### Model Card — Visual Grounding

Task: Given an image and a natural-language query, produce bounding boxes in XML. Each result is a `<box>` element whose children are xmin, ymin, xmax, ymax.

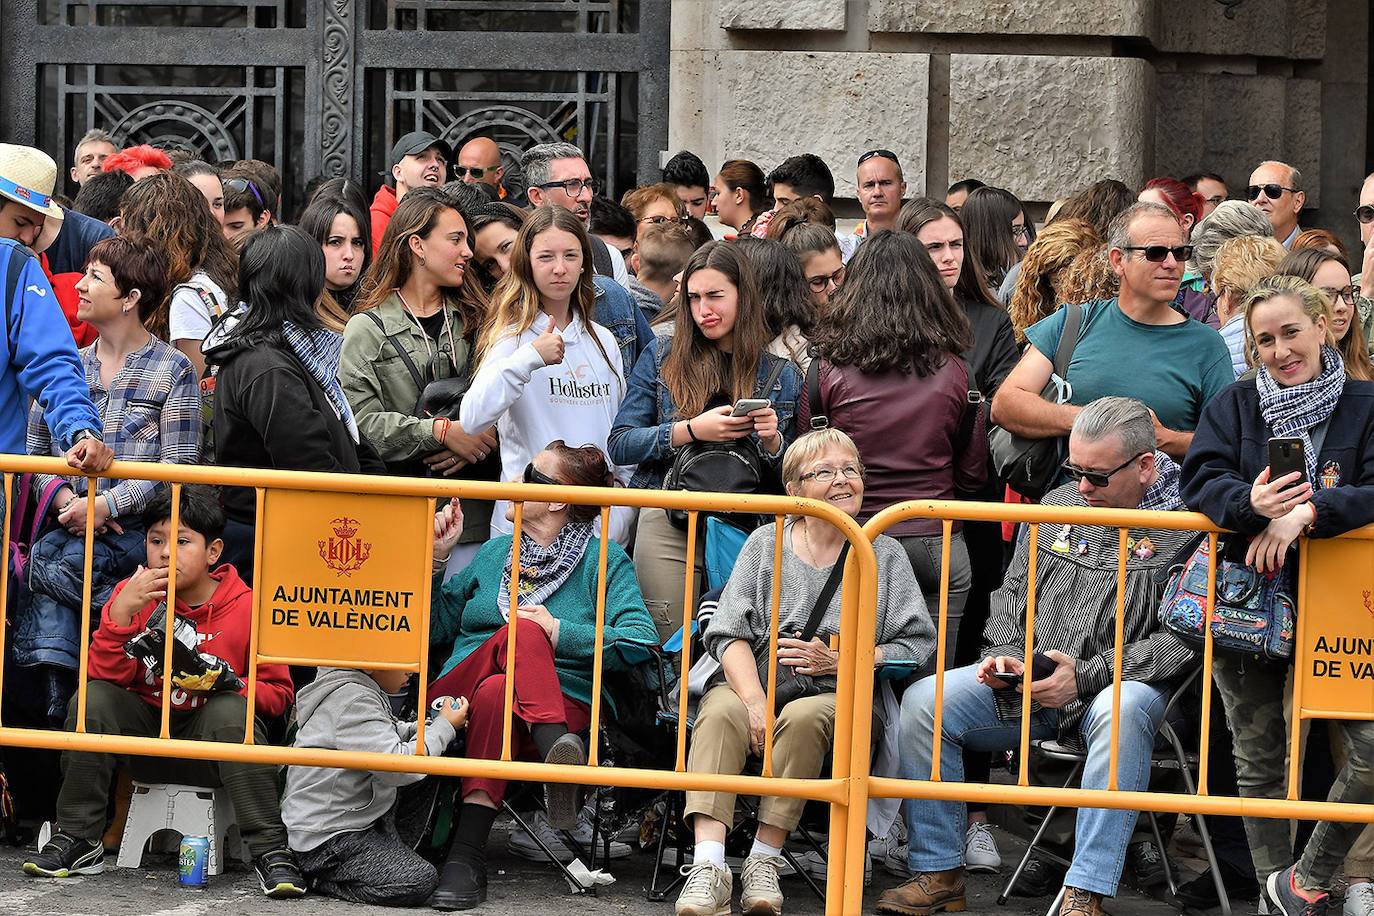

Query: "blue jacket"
<box><xmin>608</xmin><ymin>334</ymin><xmax>802</xmax><ymax>489</ymax></box>
<box><xmin>1181</xmin><ymin>377</ymin><xmax>1374</xmax><ymax>539</ymax></box>
<box><xmin>0</xmin><ymin>239</ymin><xmax>101</xmax><ymax>456</ymax></box>
<box><xmin>592</xmin><ymin>275</ymin><xmax>653</xmax><ymax>378</ymax></box>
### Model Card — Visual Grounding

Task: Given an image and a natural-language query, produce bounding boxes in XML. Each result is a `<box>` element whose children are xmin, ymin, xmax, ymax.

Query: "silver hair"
<box><xmin>1105</xmin><ymin>201</ymin><xmax>1181</xmax><ymax>254</ymax></box>
<box><xmin>1189</xmin><ymin>200</ymin><xmax>1275</xmax><ymax>279</ymax></box>
<box><xmin>521</xmin><ymin>142</ymin><xmax>586</xmax><ymax>188</ymax></box>
<box><xmin>73</xmin><ymin>127</ymin><xmax>115</xmax><ymax>160</ymax></box>
<box><xmin>1258</xmin><ymin>159</ymin><xmax>1302</xmax><ymax>192</ymax></box>
<box><xmin>1071</xmin><ymin>396</ymin><xmax>1156</xmax><ymax>459</ymax></box>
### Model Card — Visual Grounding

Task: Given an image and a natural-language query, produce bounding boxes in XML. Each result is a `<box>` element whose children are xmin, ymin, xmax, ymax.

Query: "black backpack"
<box><xmin>664</xmin><ymin>353</ymin><xmax>788</xmax><ymax>531</ymax></box>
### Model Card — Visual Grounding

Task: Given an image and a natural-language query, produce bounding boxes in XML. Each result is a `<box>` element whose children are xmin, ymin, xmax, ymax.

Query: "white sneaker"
<box><xmin>790</xmin><ymin>844</ymin><xmax>873</xmax><ymax>885</ymax></box>
<box><xmin>675</xmin><ymin>860</ymin><xmax>732</xmax><ymax>916</ymax></box>
<box><xmin>965</xmin><ymin>821</ymin><xmax>1001</xmax><ymax>873</ymax></box>
<box><xmin>740</xmin><ymin>853</ymin><xmax>785</xmax><ymax>916</ymax></box>
<box><xmin>1346</xmin><ymin>883</ymin><xmax>1374</xmax><ymax>916</ymax></box>
<box><xmin>867</xmin><ymin>820</ymin><xmax>910</xmax><ymax>877</ymax></box>
<box><xmin>508</xmin><ymin>808</ymin><xmax>632</xmax><ymax>862</ymax></box>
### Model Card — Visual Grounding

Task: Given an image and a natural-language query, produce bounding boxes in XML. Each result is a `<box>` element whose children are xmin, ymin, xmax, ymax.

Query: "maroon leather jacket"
<box><xmin>798</xmin><ymin>356</ymin><xmax>987</xmax><ymax>537</ymax></box>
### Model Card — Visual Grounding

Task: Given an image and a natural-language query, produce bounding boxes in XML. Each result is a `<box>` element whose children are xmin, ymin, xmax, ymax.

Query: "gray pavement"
<box><xmin>0</xmin><ymin>814</ymin><xmax>1204</xmax><ymax>916</ymax></box>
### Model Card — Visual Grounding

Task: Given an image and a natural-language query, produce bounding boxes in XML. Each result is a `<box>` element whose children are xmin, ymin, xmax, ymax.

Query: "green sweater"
<box><xmin>431</xmin><ymin>535</ymin><xmax>658</xmax><ymax>708</ymax></box>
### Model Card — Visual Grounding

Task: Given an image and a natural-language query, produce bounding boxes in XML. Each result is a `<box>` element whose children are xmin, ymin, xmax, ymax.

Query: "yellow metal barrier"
<box><xmin>0</xmin><ymin>455</ymin><xmax>876</xmax><ymax>915</ymax></box>
<box><xmin>846</xmin><ymin>498</ymin><xmax>1374</xmax><ymax>916</ymax></box>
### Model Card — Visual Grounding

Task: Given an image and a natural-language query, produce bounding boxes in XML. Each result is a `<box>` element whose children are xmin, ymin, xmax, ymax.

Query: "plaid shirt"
<box><xmin>27</xmin><ymin>336</ymin><xmax>202</xmax><ymax>517</ymax></box>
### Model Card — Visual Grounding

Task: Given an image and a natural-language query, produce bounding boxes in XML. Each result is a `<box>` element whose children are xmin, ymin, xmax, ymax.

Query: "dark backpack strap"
<box><xmin>755</xmin><ymin>352</ymin><xmax>788</xmax><ymax>400</ymax></box>
<box><xmin>366</xmin><ymin>310</ymin><xmax>430</xmax><ymax>390</ymax></box>
<box><xmin>953</xmin><ymin>357</ymin><xmax>985</xmax><ymax>458</ymax></box>
<box><xmin>29</xmin><ymin>477</ymin><xmax>65</xmax><ymax>543</ymax></box>
<box><xmin>589</xmin><ymin>234</ymin><xmax>614</xmax><ymax>278</ymax></box>
<box><xmin>798</xmin><ymin>539</ymin><xmax>851</xmax><ymax>642</ymax></box>
<box><xmin>806</xmin><ymin>356</ymin><xmax>827</xmax><ymax>430</ymax></box>
<box><xmin>1052</xmin><ymin>302</ymin><xmax>1083</xmax><ymax>382</ymax></box>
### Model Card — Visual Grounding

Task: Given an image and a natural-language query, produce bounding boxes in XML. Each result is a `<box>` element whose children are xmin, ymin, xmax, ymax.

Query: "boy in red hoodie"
<box><xmin>22</xmin><ymin>485</ymin><xmax>306</xmax><ymax>898</ymax></box>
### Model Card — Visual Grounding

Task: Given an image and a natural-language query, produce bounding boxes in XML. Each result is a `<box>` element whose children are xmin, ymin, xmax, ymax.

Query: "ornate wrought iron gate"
<box><xmin>0</xmin><ymin>0</ymin><xmax>669</xmax><ymax>209</ymax></box>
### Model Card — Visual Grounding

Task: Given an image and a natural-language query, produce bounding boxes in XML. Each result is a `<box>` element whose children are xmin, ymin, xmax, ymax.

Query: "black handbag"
<box><xmin>757</xmin><ymin>539</ymin><xmax>851</xmax><ymax>711</ymax></box>
<box><xmin>664</xmin><ymin>355</ymin><xmax>789</xmax><ymax>531</ymax></box>
<box><xmin>366</xmin><ymin>311</ymin><xmax>500</xmax><ymax>479</ymax></box>
<box><xmin>987</xmin><ymin>302</ymin><xmax>1082</xmax><ymax>499</ymax></box>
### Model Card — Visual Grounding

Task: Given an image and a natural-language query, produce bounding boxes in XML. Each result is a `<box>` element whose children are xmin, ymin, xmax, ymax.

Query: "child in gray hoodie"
<box><xmin>280</xmin><ymin>666</ymin><xmax>467</xmax><ymax>906</ymax></box>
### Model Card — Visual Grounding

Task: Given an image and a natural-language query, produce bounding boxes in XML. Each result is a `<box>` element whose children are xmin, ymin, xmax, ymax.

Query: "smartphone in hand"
<box><xmin>1268</xmin><ymin>436</ymin><xmax>1307</xmax><ymax>486</ymax></box>
<box><xmin>730</xmin><ymin>398</ymin><xmax>771</xmax><ymax>417</ymax></box>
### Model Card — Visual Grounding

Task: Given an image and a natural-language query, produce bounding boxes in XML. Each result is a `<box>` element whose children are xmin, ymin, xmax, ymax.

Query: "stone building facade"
<box><xmin>669</xmin><ymin>0</ymin><xmax>1370</xmax><ymax>245</ymax></box>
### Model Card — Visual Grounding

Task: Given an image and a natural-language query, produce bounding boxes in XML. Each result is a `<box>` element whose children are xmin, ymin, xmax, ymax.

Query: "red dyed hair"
<box><xmin>101</xmin><ymin>144</ymin><xmax>172</xmax><ymax>176</ymax></box>
<box><xmin>1143</xmin><ymin>177</ymin><xmax>1204</xmax><ymax>226</ymax></box>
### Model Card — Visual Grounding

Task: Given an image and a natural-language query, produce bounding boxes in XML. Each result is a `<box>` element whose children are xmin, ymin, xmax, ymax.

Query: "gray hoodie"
<box><xmin>280</xmin><ymin>667</ymin><xmax>457</xmax><ymax>852</ymax></box>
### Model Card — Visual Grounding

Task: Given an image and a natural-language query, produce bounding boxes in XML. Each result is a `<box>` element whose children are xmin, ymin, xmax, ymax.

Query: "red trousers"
<box><xmin>428</xmin><ymin>623</ymin><xmax>590</xmax><ymax>804</ymax></box>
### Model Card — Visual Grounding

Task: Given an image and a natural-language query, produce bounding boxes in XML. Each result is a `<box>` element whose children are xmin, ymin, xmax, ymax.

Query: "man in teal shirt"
<box><xmin>991</xmin><ymin>201</ymin><xmax>1233</xmax><ymax>463</ymax></box>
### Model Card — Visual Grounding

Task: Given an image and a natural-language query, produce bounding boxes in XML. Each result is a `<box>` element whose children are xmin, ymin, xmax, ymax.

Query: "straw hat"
<box><xmin>0</xmin><ymin>144</ymin><xmax>66</xmax><ymax>253</ymax></box>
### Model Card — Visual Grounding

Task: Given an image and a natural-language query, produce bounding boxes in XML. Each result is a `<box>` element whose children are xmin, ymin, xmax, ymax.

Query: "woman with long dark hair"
<box><xmin>800</xmin><ymin>229</ymin><xmax>985</xmax><ymax>652</ymax></box>
<box><xmin>340</xmin><ymin>189</ymin><xmax>498</xmax><ymax>568</ymax></box>
<box><xmin>1277</xmin><ymin>247</ymin><xmax>1374</xmax><ymax>382</ymax></box>
<box><xmin>736</xmin><ymin>237</ymin><xmax>817</xmax><ymax>371</ymax></box>
<box><xmin>118</xmin><ymin>171</ymin><xmax>238</xmax><ymax>378</ymax></box>
<box><xmin>609</xmin><ymin>241</ymin><xmax>801</xmax><ymax>639</ymax></box>
<box><xmin>462</xmin><ymin>205</ymin><xmax>632</xmax><ymax>542</ymax></box>
<box><xmin>297</xmin><ymin>192</ymin><xmax>371</xmax><ymax>322</ymax></box>
<box><xmin>206</xmin><ymin>226</ymin><xmax>383</xmax><ymax>580</ymax></box>
<box><xmin>960</xmin><ymin>186</ymin><xmax>1027</xmax><ymax>292</ymax></box>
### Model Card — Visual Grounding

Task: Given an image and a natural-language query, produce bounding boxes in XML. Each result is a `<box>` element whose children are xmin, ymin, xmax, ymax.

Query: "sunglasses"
<box><xmin>460</xmin><ymin>166</ymin><xmax>496</xmax><ymax>179</ymax></box>
<box><xmin>1061</xmin><ymin>452</ymin><xmax>1147</xmax><ymax>488</ymax></box>
<box><xmin>1120</xmin><ymin>244</ymin><xmax>1194</xmax><ymax>263</ymax></box>
<box><xmin>1246</xmin><ymin>183</ymin><xmax>1298</xmax><ymax>201</ymax></box>
<box><xmin>857</xmin><ymin>149</ymin><xmax>901</xmax><ymax>169</ymax></box>
<box><xmin>1355</xmin><ymin>205</ymin><xmax>1374</xmax><ymax>225</ymax></box>
<box><xmin>223</xmin><ymin>177</ymin><xmax>264</xmax><ymax>207</ymax></box>
<box><xmin>523</xmin><ymin>462</ymin><xmax>558</xmax><ymax>486</ymax></box>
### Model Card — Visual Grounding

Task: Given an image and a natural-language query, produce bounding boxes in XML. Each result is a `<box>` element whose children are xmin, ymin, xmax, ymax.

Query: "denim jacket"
<box><xmin>593</xmin><ymin>276</ymin><xmax>653</xmax><ymax>376</ymax></box>
<box><xmin>608</xmin><ymin>334</ymin><xmax>802</xmax><ymax>489</ymax></box>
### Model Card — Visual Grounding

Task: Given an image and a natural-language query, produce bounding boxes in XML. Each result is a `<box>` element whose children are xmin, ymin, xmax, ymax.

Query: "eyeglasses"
<box><xmin>1204</xmin><ymin>195</ymin><xmax>1227</xmax><ymax>206</ymax></box>
<box><xmin>638</xmin><ymin>215</ymin><xmax>691</xmax><ymax>226</ymax></box>
<box><xmin>857</xmin><ymin>149</ymin><xmax>901</xmax><ymax>169</ymax></box>
<box><xmin>460</xmin><ymin>166</ymin><xmax>497</xmax><ymax>179</ymax></box>
<box><xmin>1120</xmin><ymin>244</ymin><xmax>1194</xmax><ymax>263</ymax></box>
<box><xmin>1320</xmin><ymin>286</ymin><xmax>1356</xmax><ymax>304</ymax></box>
<box><xmin>1247</xmin><ymin>184</ymin><xmax>1299</xmax><ymax>201</ymax></box>
<box><xmin>806</xmin><ymin>266</ymin><xmax>845</xmax><ymax>292</ymax></box>
<box><xmin>523</xmin><ymin>462</ymin><xmax>558</xmax><ymax>486</ymax></box>
<box><xmin>1355</xmin><ymin>205</ymin><xmax>1374</xmax><ymax>225</ymax></box>
<box><xmin>1061</xmin><ymin>452</ymin><xmax>1147</xmax><ymax>488</ymax></box>
<box><xmin>1011</xmin><ymin>222</ymin><xmax>1029</xmax><ymax>240</ymax></box>
<box><xmin>799</xmin><ymin>465</ymin><xmax>863</xmax><ymax>484</ymax></box>
<box><xmin>538</xmin><ymin>177</ymin><xmax>598</xmax><ymax>197</ymax></box>
<box><xmin>223</xmin><ymin>177</ymin><xmax>264</xmax><ymax>207</ymax></box>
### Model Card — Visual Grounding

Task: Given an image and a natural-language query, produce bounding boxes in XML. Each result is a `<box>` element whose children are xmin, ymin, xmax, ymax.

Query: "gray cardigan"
<box><xmin>705</xmin><ymin>520</ymin><xmax>937</xmax><ymax>691</ymax></box>
<box><xmin>281</xmin><ymin>667</ymin><xmax>457</xmax><ymax>852</ymax></box>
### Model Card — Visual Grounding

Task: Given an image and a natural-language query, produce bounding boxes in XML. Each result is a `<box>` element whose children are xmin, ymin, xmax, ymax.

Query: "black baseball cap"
<box><xmin>389</xmin><ymin>130</ymin><xmax>452</xmax><ymax>168</ymax></box>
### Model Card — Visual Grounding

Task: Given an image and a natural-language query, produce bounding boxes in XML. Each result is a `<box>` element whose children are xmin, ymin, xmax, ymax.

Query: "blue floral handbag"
<box><xmin>1159</xmin><ymin>536</ymin><xmax>1296</xmax><ymax>661</ymax></box>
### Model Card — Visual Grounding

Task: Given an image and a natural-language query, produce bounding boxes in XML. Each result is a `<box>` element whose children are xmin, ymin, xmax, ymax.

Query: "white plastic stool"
<box><xmin>116</xmin><ymin>782</ymin><xmax>245</xmax><ymax>874</ymax></box>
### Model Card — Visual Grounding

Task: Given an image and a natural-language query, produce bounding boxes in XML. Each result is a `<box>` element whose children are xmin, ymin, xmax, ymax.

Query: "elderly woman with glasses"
<box><xmin>674</xmin><ymin>427</ymin><xmax>936</xmax><ymax>916</ymax></box>
<box><xmin>427</xmin><ymin>440</ymin><xmax>657</xmax><ymax>909</ymax></box>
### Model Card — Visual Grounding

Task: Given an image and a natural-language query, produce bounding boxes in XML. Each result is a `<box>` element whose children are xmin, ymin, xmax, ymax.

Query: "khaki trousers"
<box><xmin>632</xmin><ymin>507</ymin><xmax>705</xmax><ymax>644</ymax></box>
<box><xmin>684</xmin><ymin>685</ymin><xmax>836</xmax><ymax>832</ymax></box>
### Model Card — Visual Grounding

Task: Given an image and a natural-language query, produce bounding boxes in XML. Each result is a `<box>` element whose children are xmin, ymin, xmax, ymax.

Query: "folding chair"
<box><xmin>996</xmin><ymin>668</ymin><xmax>1231</xmax><ymax>916</ymax></box>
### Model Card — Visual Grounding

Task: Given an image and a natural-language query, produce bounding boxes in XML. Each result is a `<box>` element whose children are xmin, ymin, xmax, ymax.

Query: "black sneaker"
<box><xmin>1128</xmin><ymin>840</ymin><xmax>1167</xmax><ymax>888</ymax></box>
<box><xmin>253</xmin><ymin>847</ymin><xmax>307</xmax><ymax>898</ymax></box>
<box><xmin>1266</xmin><ymin>864</ymin><xmax>1330</xmax><ymax>916</ymax></box>
<box><xmin>1175</xmin><ymin>861</ymin><xmax>1259</xmax><ymax>909</ymax></box>
<box><xmin>542</xmin><ymin>733</ymin><xmax>586</xmax><ymax>829</ymax></box>
<box><xmin>1011</xmin><ymin>856</ymin><xmax>1066</xmax><ymax>897</ymax></box>
<box><xmin>432</xmin><ymin>857</ymin><xmax>487</xmax><ymax>910</ymax></box>
<box><xmin>22</xmin><ymin>831</ymin><xmax>104</xmax><ymax>877</ymax></box>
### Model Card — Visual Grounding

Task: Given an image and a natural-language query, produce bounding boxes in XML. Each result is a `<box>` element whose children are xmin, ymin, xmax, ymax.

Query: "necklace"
<box><xmin>799</xmin><ymin>518</ymin><xmax>820</xmax><ymax>567</ymax></box>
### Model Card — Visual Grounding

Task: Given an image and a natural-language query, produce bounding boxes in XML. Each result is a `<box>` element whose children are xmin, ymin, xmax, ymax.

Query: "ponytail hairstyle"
<box><xmin>545</xmin><ymin>439</ymin><xmax>617</xmax><ymax>523</ymax></box>
<box><xmin>662</xmin><ymin>241</ymin><xmax>772</xmax><ymax>419</ymax></box>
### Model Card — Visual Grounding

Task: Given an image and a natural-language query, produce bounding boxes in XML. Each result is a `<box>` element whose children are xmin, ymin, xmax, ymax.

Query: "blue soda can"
<box><xmin>178</xmin><ymin>835</ymin><xmax>210</xmax><ymax>888</ymax></box>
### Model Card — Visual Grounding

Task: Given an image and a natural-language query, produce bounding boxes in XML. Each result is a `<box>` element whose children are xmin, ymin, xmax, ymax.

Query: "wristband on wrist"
<box><xmin>103</xmin><ymin>492</ymin><xmax>117</xmax><ymax>519</ymax></box>
<box><xmin>434</xmin><ymin>417</ymin><xmax>451</xmax><ymax>444</ymax></box>
<box><xmin>686</xmin><ymin>419</ymin><xmax>700</xmax><ymax>443</ymax></box>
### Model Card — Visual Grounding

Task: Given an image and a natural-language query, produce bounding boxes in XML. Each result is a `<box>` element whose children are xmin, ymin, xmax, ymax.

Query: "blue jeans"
<box><xmin>900</xmin><ymin>663</ymin><xmax>1169</xmax><ymax>897</ymax></box>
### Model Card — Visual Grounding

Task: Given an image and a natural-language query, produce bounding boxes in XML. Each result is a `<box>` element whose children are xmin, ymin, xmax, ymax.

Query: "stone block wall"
<box><xmin>669</xmin><ymin>0</ymin><xmax>1367</xmax><ymax>239</ymax></box>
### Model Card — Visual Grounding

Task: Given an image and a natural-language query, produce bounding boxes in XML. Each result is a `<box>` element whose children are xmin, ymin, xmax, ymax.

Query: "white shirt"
<box><xmin>168</xmin><ymin>271</ymin><xmax>229</xmax><ymax>343</ymax></box>
<box><xmin>460</xmin><ymin>311</ymin><xmax>636</xmax><ymax>544</ymax></box>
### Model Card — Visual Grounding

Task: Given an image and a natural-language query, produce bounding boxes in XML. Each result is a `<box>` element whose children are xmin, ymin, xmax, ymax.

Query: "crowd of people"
<box><xmin>0</xmin><ymin>127</ymin><xmax>1371</xmax><ymax>916</ymax></box>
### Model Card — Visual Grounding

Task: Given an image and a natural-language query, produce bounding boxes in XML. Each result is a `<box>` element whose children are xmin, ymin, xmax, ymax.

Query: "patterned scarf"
<box><xmin>1257</xmin><ymin>344</ymin><xmax>1345</xmax><ymax>483</ymax></box>
<box><xmin>496</xmin><ymin>521</ymin><xmax>595</xmax><ymax>618</ymax></box>
<box><xmin>282</xmin><ymin>321</ymin><xmax>359</xmax><ymax>443</ymax></box>
<box><xmin>1140</xmin><ymin>450</ymin><xmax>1182</xmax><ymax>511</ymax></box>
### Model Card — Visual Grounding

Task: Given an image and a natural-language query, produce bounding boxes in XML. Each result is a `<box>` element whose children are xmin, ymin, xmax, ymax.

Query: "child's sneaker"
<box><xmin>253</xmin><ymin>847</ymin><xmax>307</xmax><ymax>898</ymax></box>
<box><xmin>23</xmin><ymin>831</ymin><xmax>105</xmax><ymax>877</ymax></box>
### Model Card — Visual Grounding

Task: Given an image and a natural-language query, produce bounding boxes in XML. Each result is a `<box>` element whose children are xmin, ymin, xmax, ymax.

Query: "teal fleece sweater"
<box><xmin>430</xmin><ymin>535</ymin><xmax>657</xmax><ymax>708</ymax></box>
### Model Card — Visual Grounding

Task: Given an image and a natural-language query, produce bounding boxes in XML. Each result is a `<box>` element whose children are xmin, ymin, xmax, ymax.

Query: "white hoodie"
<box><xmin>460</xmin><ymin>311</ymin><xmax>636</xmax><ymax>543</ymax></box>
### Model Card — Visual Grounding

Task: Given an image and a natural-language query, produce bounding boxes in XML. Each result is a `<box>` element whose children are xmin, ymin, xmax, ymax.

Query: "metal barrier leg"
<box><xmin>647</xmin><ymin>793</ymin><xmax>685</xmax><ymax>902</ymax></box>
<box><xmin>1146</xmin><ymin>812</ymin><xmax>1176</xmax><ymax>895</ymax></box>
<box><xmin>502</xmin><ymin>802</ymin><xmax>596</xmax><ymax>896</ymax></box>
<box><xmin>1163</xmin><ymin>723</ymin><xmax>1232</xmax><ymax>916</ymax></box>
<box><xmin>1044</xmin><ymin>885</ymin><xmax>1067</xmax><ymax>916</ymax></box>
